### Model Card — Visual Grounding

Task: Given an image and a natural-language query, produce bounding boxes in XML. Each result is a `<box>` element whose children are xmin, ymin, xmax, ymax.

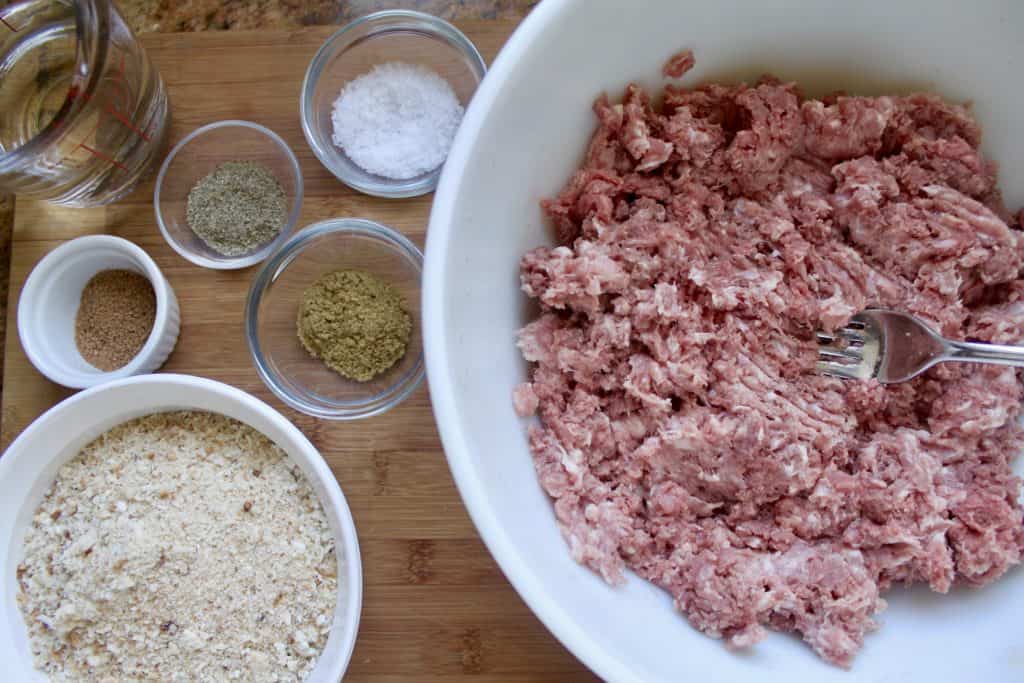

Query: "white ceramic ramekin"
<box><xmin>17</xmin><ymin>235</ymin><xmax>180</xmax><ymax>388</ymax></box>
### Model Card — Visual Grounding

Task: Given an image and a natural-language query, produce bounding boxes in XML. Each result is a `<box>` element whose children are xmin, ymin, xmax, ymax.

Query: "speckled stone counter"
<box><xmin>118</xmin><ymin>0</ymin><xmax>535</xmax><ymax>32</ymax></box>
<box><xmin>0</xmin><ymin>0</ymin><xmax>535</xmax><ymax>389</ymax></box>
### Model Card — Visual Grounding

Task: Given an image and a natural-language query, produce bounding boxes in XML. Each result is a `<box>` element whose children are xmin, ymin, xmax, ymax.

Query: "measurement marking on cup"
<box><xmin>79</xmin><ymin>143</ymin><xmax>128</xmax><ymax>172</ymax></box>
<box><xmin>58</xmin><ymin>55</ymin><xmax>148</xmax><ymax>172</ymax></box>
<box><xmin>68</xmin><ymin>117</ymin><xmax>130</xmax><ymax>173</ymax></box>
<box><xmin>104</xmin><ymin>103</ymin><xmax>151</xmax><ymax>141</ymax></box>
<box><xmin>74</xmin><ymin>51</ymin><xmax>149</xmax><ymax>141</ymax></box>
<box><xmin>72</xmin><ymin>117</ymin><xmax>103</xmax><ymax>151</ymax></box>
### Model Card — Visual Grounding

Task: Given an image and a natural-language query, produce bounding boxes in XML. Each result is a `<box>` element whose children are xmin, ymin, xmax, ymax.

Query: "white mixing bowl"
<box><xmin>424</xmin><ymin>1</ymin><xmax>1024</xmax><ymax>681</ymax></box>
<box><xmin>0</xmin><ymin>374</ymin><xmax>362</xmax><ymax>682</ymax></box>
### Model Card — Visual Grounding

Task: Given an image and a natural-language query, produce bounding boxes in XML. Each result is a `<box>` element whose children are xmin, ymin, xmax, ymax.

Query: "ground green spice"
<box><xmin>297</xmin><ymin>270</ymin><xmax>412</xmax><ymax>382</ymax></box>
<box><xmin>185</xmin><ymin>160</ymin><xmax>287</xmax><ymax>257</ymax></box>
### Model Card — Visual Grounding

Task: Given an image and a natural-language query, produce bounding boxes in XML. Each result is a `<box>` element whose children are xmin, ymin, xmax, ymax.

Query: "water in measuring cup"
<box><xmin>0</xmin><ymin>15</ymin><xmax>75</xmax><ymax>153</ymax></box>
<box><xmin>0</xmin><ymin>0</ymin><xmax>169</xmax><ymax>206</ymax></box>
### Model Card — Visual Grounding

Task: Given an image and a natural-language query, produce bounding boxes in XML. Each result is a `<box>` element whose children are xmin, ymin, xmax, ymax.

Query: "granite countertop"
<box><xmin>118</xmin><ymin>0</ymin><xmax>535</xmax><ymax>32</ymax></box>
<box><xmin>0</xmin><ymin>0</ymin><xmax>535</xmax><ymax>388</ymax></box>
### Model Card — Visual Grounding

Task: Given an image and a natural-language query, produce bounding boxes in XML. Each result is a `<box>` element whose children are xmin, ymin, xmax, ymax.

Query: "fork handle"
<box><xmin>945</xmin><ymin>340</ymin><xmax>1024</xmax><ymax>368</ymax></box>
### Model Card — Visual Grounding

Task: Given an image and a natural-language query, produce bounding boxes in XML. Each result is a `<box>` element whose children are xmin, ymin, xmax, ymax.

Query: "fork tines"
<box><xmin>815</xmin><ymin>323</ymin><xmax>867</xmax><ymax>379</ymax></box>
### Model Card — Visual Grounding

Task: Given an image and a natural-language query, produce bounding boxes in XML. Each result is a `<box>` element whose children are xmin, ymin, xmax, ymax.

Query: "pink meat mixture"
<box><xmin>514</xmin><ymin>55</ymin><xmax>1024</xmax><ymax>667</ymax></box>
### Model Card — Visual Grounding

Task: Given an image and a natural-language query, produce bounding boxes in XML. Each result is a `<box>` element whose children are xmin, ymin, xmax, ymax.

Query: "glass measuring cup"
<box><xmin>0</xmin><ymin>0</ymin><xmax>169</xmax><ymax>206</ymax></box>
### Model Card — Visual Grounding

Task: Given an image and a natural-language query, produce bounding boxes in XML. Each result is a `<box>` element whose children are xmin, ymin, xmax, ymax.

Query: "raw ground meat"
<box><xmin>515</xmin><ymin>56</ymin><xmax>1024</xmax><ymax>667</ymax></box>
<box><xmin>663</xmin><ymin>49</ymin><xmax>696</xmax><ymax>79</ymax></box>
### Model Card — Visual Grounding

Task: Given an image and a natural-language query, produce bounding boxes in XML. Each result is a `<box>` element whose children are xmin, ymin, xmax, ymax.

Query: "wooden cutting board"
<box><xmin>1</xmin><ymin>24</ymin><xmax>599</xmax><ymax>683</ymax></box>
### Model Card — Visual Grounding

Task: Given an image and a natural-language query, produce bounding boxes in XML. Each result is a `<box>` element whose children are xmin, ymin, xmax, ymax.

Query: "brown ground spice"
<box><xmin>297</xmin><ymin>270</ymin><xmax>411</xmax><ymax>382</ymax></box>
<box><xmin>75</xmin><ymin>269</ymin><xmax>156</xmax><ymax>371</ymax></box>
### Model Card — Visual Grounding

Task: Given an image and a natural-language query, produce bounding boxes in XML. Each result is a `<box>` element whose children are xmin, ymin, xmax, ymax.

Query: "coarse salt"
<box><xmin>330</xmin><ymin>62</ymin><xmax>464</xmax><ymax>180</ymax></box>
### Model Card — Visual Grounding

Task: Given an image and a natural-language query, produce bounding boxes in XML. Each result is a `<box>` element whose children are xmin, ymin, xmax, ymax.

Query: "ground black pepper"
<box><xmin>186</xmin><ymin>160</ymin><xmax>287</xmax><ymax>257</ymax></box>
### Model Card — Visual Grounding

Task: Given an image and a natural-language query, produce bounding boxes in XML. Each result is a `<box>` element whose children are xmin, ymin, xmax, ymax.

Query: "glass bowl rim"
<box><xmin>245</xmin><ymin>217</ymin><xmax>425</xmax><ymax>420</ymax></box>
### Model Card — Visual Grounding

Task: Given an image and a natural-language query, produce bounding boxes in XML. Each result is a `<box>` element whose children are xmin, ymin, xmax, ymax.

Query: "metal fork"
<box><xmin>815</xmin><ymin>308</ymin><xmax>1024</xmax><ymax>383</ymax></box>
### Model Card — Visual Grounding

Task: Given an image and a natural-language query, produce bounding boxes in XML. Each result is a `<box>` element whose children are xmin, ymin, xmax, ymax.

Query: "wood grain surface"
<box><xmin>2</xmin><ymin>23</ymin><xmax>599</xmax><ymax>683</ymax></box>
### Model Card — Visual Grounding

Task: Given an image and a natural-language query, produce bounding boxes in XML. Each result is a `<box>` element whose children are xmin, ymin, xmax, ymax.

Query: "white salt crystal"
<box><xmin>330</xmin><ymin>62</ymin><xmax>464</xmax><ymax>180</ymax></box>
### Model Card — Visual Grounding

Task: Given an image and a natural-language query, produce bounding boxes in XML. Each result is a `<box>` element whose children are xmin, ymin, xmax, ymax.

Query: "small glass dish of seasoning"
<box><xmin>301</xmin><ymin>10</ymin><xmax>486</xmax><ymax>198</ymax></box>
<box><xmin>246</xmin><ymin>218</ymin><xmax>423</xmax><ymax>420</ymax></box>
<box><xmin>154</xmin><ymin>120</ymin><xmax>303</xmax><ymax>269</ymax></box>
<box><xmin>17</xmin><ymin>235</ymin><xmax>180</xmax><ymax>388</ymax></box>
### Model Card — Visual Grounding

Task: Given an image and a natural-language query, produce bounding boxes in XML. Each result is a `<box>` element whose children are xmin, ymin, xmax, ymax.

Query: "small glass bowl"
<box><xmin>300</xmin><ymin>10</ymin><xmax>486</xmax><ymax>198</ymax></box>
<box><xmin>154</xmin><ymin>120</ymin><xmax>304</xmax><ymax>270</ymax></box>
<box><xmin>246</xmin><ymin>218</ymin><xmax>424</xmax><ymax>420</ymax></box>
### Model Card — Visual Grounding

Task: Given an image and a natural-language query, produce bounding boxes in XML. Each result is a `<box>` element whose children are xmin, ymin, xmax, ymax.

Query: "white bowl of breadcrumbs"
<box><xmin>0</xmin><ymin>374</ymin><xmax>361</xmax><ymax>682</ymax></box>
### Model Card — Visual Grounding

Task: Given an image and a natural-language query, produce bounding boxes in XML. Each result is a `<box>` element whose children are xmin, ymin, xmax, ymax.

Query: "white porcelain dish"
<box><xmin>423</xmin><ymin>1</ymin><xmax>1024</xmax><ymax>681</ymax></box>
<box><xmin>17</xmin><ymin>235</ymin><xmax>180</xmax><ymax>388</ymax></box>
<box><xmin>0</xmin><ymin>374</ymin><xmax>362</xmax><ymax>682</ymax></box>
